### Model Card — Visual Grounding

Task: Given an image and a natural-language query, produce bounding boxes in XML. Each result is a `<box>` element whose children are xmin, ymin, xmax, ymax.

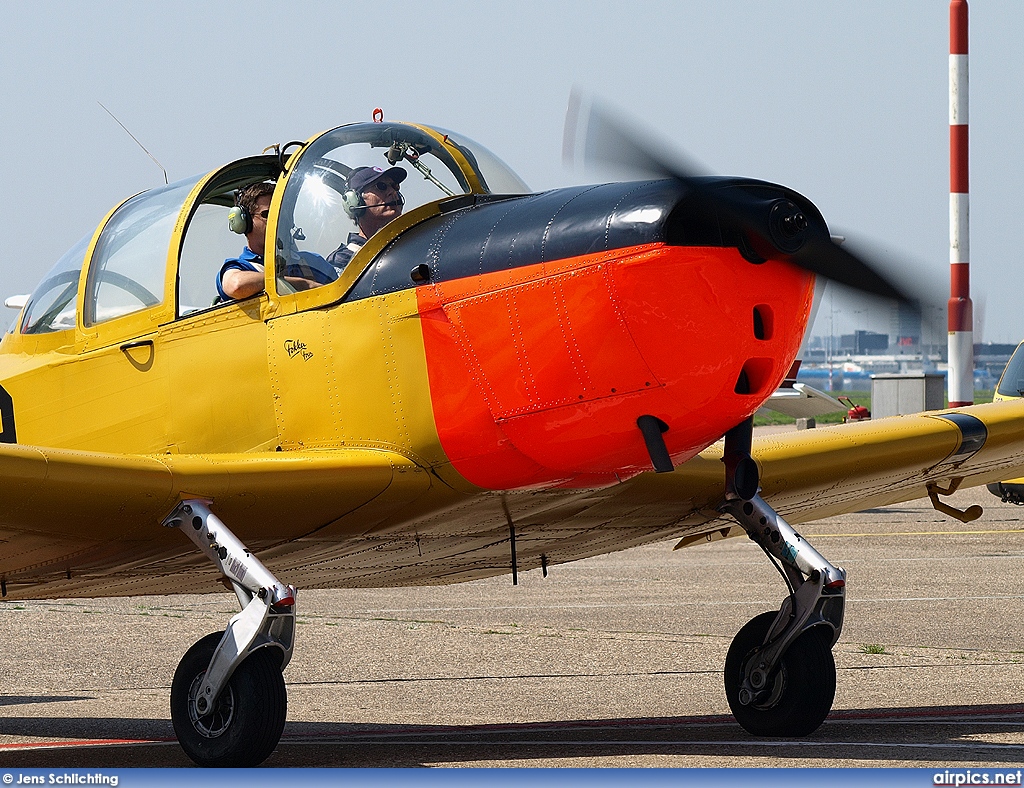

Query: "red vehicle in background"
<box><xmin>838</xmin><ymin>396</ymin><xmax>871</xmax><ymax>422</ymax></box>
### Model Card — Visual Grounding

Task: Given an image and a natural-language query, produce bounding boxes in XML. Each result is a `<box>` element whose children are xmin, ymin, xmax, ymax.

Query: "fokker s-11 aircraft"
<box><xmin>3</xmin><ymin>103</ymin><xmax>1024</xmax><ymax>767</ymax></box>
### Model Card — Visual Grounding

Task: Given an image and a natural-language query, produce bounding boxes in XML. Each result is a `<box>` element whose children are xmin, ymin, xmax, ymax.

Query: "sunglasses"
<box><xmin>255</xmin><ymin>210</ymin><xmax>271</xmax><ymax>220</ymax></box>
<box><xmin>367</xmin><ymin>180</ymin><xmax>399</xmax><ymax>194</ymax></box>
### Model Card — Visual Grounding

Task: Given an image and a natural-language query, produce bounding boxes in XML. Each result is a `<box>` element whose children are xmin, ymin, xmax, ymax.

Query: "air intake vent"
<box><xmin>735</xmin><ymin>358</ymin><xmax>774</xmax><ymax>396</ymax></box>
<box><xmin>753</xmin><ymin>305</ymin><xmax>773</xmax><ymax>340</ymax></box>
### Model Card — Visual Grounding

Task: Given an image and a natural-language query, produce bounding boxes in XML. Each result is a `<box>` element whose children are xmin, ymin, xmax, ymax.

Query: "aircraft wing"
<box><xmin>757</xmin><ymin>382</ymin><xmax>847</xmax><ymax>419</ymax></box>
<box><xmin>668</xmin><ymin>397</ymin><xmax>1024</xmax><ymax>547</ymax></box>
<box><xmin>2</xmin><ymin>399</ymin><xmax>1024</xmax><ymax>600</ymax></box>
<box><xmin>443</xmin><ymin>398</ymin><xmax>1024</xmax><ymax>558</ymax></box>
<box><xmin>0</xmin><ymin>443</ymin><xmax>434</xmax><ymax>597</ymax></box>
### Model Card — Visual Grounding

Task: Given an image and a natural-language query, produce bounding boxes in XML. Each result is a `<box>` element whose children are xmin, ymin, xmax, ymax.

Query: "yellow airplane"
<box><xmin>988</xmin><ymin>340</ymin><xmax>1024</xmax><ymax>503</ymax></box>
<box><xmin>3</xmin><ymin>109</ymin><xmax>1024</xmax><ymax>766</ymax></box>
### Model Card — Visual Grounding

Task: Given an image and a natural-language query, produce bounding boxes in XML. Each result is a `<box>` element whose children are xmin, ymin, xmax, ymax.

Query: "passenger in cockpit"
<box><xmin>327</xmin><ymin>166</ymin><xmax>407</xmax><ymax>271</ymax></box>
<box><xmin>217</xmin><ymin>183</ymin><xmax>336</xmax><ymax>301</ymax></box>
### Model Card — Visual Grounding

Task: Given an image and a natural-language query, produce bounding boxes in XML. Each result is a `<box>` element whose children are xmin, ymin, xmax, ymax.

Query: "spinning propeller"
<box><xmin>562</xmin><ymin>91</ymin><xmax>921</xmax><ymax>308</ymax></box>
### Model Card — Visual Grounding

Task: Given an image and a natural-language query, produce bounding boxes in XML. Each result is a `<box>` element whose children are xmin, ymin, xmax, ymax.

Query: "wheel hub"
<box><xmin>739</xmin><ymin>653</ymin><xmax>786</xmax><ymax>708</ymax></box>
<box><xmin>188</xmin><ymin>671</ymin><xmax>235</xmax><ymax>738</ymax></box>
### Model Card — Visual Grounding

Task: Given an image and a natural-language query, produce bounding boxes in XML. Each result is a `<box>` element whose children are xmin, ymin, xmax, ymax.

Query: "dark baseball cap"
<box><xmin>348</xmin><ymin>166</ymin><xmax>407</xmax><ymax>193</ymax></box>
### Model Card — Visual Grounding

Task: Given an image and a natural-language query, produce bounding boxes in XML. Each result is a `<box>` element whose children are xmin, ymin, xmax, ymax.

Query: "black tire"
<box><xmin>170</xmin><ymin>631</ymin><xmax>287</xmax><ymax>767</ymax></box>
<box><xmin>724</xmin><ymin>611</ymin><xmax>836</xmax><ymax>737</ymax></box>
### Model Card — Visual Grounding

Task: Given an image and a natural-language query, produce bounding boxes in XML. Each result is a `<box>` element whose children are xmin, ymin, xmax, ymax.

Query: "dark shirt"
<box><xmin>326</xmin><ymin>233</ymin><xmax>366</xmax><ymax>274</ymax></box>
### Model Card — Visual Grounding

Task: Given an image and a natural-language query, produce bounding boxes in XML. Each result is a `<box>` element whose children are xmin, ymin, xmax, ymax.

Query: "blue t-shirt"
<box><xmin>216</xmin><ymin>246</ymin><xmax>337</xmax><ymax>301</ymax></box>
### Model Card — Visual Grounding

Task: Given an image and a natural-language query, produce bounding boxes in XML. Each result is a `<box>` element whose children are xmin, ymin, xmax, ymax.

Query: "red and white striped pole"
<box><xmin>948</xmin><ymin>0</ymin><xmax>973</xmax><ymax>407</ymax></box>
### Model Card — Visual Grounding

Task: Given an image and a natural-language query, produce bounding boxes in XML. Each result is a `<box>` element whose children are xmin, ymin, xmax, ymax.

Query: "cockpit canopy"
<box><xmin>274</xmin><ymin>123</ymin><xmax>529</xmax><ymax>290</ymax></box>
<box><xmin>13</xmin><ymin>121</ymin><xmax>530</xmax><ymax>337</ymax></box>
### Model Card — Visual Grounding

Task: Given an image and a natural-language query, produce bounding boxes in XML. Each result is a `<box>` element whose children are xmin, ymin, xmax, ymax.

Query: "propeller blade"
<box><xmin>563</xmin><ymin>89</ymin><xmax>703</xmax><ymax>182</ymax></box>
<box><xmin>563</xmin><ymin>92</ymin><xmax>918</xmax><ymax>308</ymax></box>
<box><xmin>800</xmin><ymin>234</ymin><xmax>911</xmax><ymax>303</ymax></box>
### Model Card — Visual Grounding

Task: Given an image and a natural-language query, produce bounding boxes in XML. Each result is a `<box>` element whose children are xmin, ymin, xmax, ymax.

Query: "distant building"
<box><xmin>893</xmin><ymin>301</ymin><xmax>921</xmax><ymax>349</ymax></box>
<box><xmin>839</xmin><ymin>330</ymin><xmax>889</xmax><ymax>355</ymax></box>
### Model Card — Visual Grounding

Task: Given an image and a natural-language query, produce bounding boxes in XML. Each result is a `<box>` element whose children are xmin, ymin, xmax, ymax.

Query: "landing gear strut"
<box><xmin>163</xmin><ymin>500</ymin><xmax>296</xmax><ymax>767</ymax></box>
<box><xmin>718</xmin><ymin>419</ymin><xmax>846</xmax><ymax>736</ymax></box>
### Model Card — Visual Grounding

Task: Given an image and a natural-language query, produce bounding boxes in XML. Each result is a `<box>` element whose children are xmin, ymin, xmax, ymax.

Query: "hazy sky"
<box><xmin>2</xmin><ymin>1</ymin><xmax>1022</xmax><ymax>342</ymax></box>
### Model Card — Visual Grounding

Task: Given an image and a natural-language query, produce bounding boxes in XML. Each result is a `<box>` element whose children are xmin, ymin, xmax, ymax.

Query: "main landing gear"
<box><xmin>163</xmin><ymin>500</ymin><xmax>296</xmax><ymax>767</ymax></box>
<box><xmin>718</xmin><ymin>420</ymin><xmax>846</xmax><ymax>736</ymax></box>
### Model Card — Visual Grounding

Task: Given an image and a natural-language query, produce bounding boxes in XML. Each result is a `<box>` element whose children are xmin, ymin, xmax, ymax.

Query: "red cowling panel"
<box><xmin>419</xmin><ymin>243</ymin><xmax>813</xmax><ymax>490</ymax></box>
<box><xmin>442</xmin><ymin>263</ymin><xmax>657</xmax><ymax>418</ymax></box>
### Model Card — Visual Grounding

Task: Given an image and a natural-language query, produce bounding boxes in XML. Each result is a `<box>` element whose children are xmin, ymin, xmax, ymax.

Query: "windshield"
<box><xmin>275</xmin><ymin>122</ymin><xmax>529</xmax><ymax>287</ymax></box>
<box><xmin>997</xmin><ymin>343</ymin><xmax>1024</xmax><ymax>397</ymax></box>
<box><xmin>20</xmin><ymin>233</ymin><xmax>92</xmax><ymax>334</ymax></box>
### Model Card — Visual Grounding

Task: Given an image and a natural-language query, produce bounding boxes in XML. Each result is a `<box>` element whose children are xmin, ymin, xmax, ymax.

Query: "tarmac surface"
<box><xmin>1</xmin><ymin>455</ymin><xmax>1023</xmax><ymax>768</ymax></box>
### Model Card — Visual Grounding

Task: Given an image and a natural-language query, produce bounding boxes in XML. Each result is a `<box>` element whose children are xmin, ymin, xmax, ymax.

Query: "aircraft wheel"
<box><xmin>724</xmin><ymin>611</ymin><xmax>835</xmax><ymax>737</ymax></box>
<box><xmin>170</xmin><ymin>631</ymin><xmax>287</xmax><ymax>767</ymax></box>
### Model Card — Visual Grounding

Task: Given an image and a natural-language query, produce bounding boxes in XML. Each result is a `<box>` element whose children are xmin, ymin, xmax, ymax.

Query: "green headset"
<box><xmin>228</xmin><ymin>182</ymin><xmax>276</xmax><ymax>234</ymax></box>
<box><xmin>341</xmin><ymin>188</ymin><xmax>365</xmax><ymax>220</ymax></box>
<box><xmin>227</xmin><ymin>203</ymin><xmax>251</xmax><ymax>234</ymax></box>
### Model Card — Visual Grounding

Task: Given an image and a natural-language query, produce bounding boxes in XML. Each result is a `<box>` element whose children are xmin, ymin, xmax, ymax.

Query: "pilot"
<box><xmin>326</xmin><ymin>166</ymin><xmax>407</xmax><ymax>271</ymax></box>
<box><xmin>217</xmin><ymin>182</ymin><xmax>336</xmax><ymax>301</ymax></box>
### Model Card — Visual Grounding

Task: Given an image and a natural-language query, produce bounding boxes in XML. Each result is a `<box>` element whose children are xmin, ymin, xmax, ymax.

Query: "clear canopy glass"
<box><xmin>276</xmin><ymin>122</ymin><xmax>530</xmax><ymax>285</ymax></box>
<box><xmin>20</xmin><ymin>233</ymin><xmax>92</xmax><ymax>334</ymax></box>
<box><xmin>83</xmin><ymin>175</ymin><xmax>201</xmax><ymax>325</ymax></box>
<box><xmin>18</xmin><ymin>121</ymin><xmax>532</xmax><ymax>332</ymax></box>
